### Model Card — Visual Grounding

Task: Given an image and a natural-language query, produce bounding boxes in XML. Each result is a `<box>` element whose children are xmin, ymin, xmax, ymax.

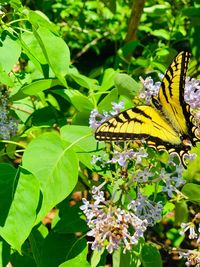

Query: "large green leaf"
<box><xmin>0</xmin><ymin>236</ymin><xmax>10</xmax><ymax>267</ymax></box>
<box><xmin>181</xmin><ymin>183</ymin><xmax>200</xmax><ymax>202</ymax></box>
<box><xmin>141</xmin><ymin>243</ymin><xmax>162</xmax><ymax>267</ymax></box>
<box><xmin>0</xmin><ymin>169</ymin><xmax>40</xmax><ymax>252</ymax></box>
<box><xmin>0</xmin><ymin>36</ymin><xmax>21</xmax><ymax>72</ymax></box>
<box><xmin>63</xmin><ymin>89</ymin><xmax>94</xmax><ymax>112</ymax></box>
<box><xmin>99</xmin><ymin>68</ymin><xmax>116</xmax><ymax>92</ymax></box>
<box><xmin>28</xmin><ymin>10</ymin><xmax>57</xmax><ymax>32</ymax></box>
<box><xmin>68</xmin><ymin>68</ymin><xmax>99</xmax><ymax>91</ymax></box>
<box><xmin>40</xmin><ymin>232</ymin><xmax>87</xmax><ymax>267</ymax></box>
<box><xmin>175</xmin><ymin>201</ymin><xmax>188</xmax><ymax>225</ymax></box>
<box><xmin>60</xmin><ymin>125</ymin><xmax>99</xmax><ymax>169</ymax></box>
<box><xmin>113</xmin><ymin>247</ymin><xmax>141</xmax><ymax>267</ymax></box>
<box><xmin>0</xmin><ymin>67</ymin><xmax>14</xmax><ymax>87</ymax></box>
<box><xmin>0</xmin><ymin>164</ymin><xmax>17</xmax><ymax>226</ymax></box>
<box><xmin>11</xmin><ymin>79</ymin><xmax>62</xmax><ymax>101</ymax></box>
<box><xmin>29</xmin><ymin>224</ymin><xmax>49</xmax><ymax>267</ymax></box>
<box><xmin>59</xmin><ymin>254</ymin><xmax>90</xmax><ymax>267</ymax></box>
<box><xmin>22</xmin><ymin>133</ymin><xmax>79</xmax><ymax>222</ymax></box>
<box><xmin>114</xmin><ymin>73</ymin><xmax>140</xmax><ymax>99</ymax></box>
<box><xmin>97</xmin><ymin>88</ymin><xmax>118</xmax><ymax>113</ymax></box>
<box><xmin>33</xmin><ymin>26</ymin><xmax>70</xmax><ymax>86</ymax></box>
<box><xmin>53</xmin><ymin>204</ymin><xmax>88</xmax><ymax>234</ymax></box>
<box><xmin>20</xmin><ymin>31</ymin><xmax>47</xmax><ymax>66</ymax></box>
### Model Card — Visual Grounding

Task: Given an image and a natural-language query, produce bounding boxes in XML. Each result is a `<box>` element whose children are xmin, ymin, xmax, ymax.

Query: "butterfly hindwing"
<box><xmin>156</xmin><ymin>51</ymin><xmax>190</xmax><ymax>134</ymax></box>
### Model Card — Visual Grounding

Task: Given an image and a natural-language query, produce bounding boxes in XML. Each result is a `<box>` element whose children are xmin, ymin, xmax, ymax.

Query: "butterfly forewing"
<box><xmin>158</xmin><ymin>51</ymin><xmax>190</xmax><ymax>134</ymax></box>
<box><xmin>95</xmin><ymin>106</ymin><xmax>181</xmax><ymax>145</ymax></box>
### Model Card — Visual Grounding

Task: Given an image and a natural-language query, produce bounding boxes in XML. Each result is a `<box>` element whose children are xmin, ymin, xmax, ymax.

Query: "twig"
<box><xmin>71</xmin><ymin>31</ymin><xmax>110</xmax><ymax>63</ymax></box>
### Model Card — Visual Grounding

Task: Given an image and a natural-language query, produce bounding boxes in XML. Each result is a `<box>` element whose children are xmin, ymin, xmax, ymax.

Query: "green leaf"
<box><xmin>53</xmin><ymin>204</ymin><xmax>88</xmax><ymax>233</ymax></box>
<box><xmin>152</xmin><ymin>29</ymin><xmax>170</xmax><ymax>40</ymax></box>
<box><xmin>0</xmin><ymin>164</ymin><xmax>17</xmax><ymax>226</ymax></box>
<box><xmin>41</xmin><ymin>232</ymin><xmax>87</xmax><ymax>267</ymax></box>
<box><xmin>0</xmin><ymin>169</ymin><xmax>40</xmax><ymax>252</ymax></box>
<box><xmin>10</xmin><ymin>250</ymin><xmax>36</xmax><ymax>267</ymax></box>
<box><xmin>63</xmin><ymin>89</ymin><xmax>94</xmax><ymax>112</ymax></box>
<box><xmin>162</xmin><ymin>202</ymin><xmax>175</xmax><ymax>216</ymax></box>
<box><xmin>59</xmin><ymin>246</ymin><xmax>90</xmax><ymax>267</ymax></box>
<box><xmin>11</xmin><ymin>79</ymin><xmax>61</xmax><ymax>101</ymax></box>
<box><xmin>0</xmin><ymin>67</ymin><xmax>14</xmax><ymax>87</ymax></box>
<box><xmin>0</xmin><ymin>36</ymin><xmax>21</xmax><ymax>72</ymax></box>
<box><xmin>97</xmin><ymin>88</ymin><xmax>118</xmax><ymax>113</ymax></box>
<box><xmin>166</xmin><ymin>228</ymin><xmax>184</xmax><ymax>247</ymax></box>
<box><xmin>91</xmin><ymin>249</ymin><xmax>105</xmax><ymax>267</ymax></box>
<box><xmin>9</xmin><ymin>0</ymin><xmax>22</xmax><ymax>10</ymax></box>
<box><xmin>33</xmin><ymin>26</ymin><xmax>70</xmax><ymax>86</ymax></box>
<box><xmin>60</xmin><ymin>125</ymin><xmax>98</xmax><ymax>169</ymax></box>
<box><xmin>113</xmin><ymin>248</ymin><xmax>141</xmax><ymax>267</ymax></box>
<box><xmin>20</xmin><ymin>31</ymin><xmax>47</xmax><ymax>66</ymax></box>
<box><xmin>182</xmin><ymin>7</ymin><xmax>200</xmax><ymax>17</ymax></box>
<box><xmin>114</xmin><ymin>73</ymin><xmax>140</xmax><ymax>99</ymax></box>
<box><xmin>68</xmin><ymin>69</ymin><xmax>98</xmax><ymax>91</ymax></box>
<box><xmin>0</xmin><ymin>238</ymin><xmax>10</xmax><ymax>267</ymax></box>
<box><xmin>99</xmin><ymin>68</ymin><xmax>116</xmax><ymax>92</ymax></box>
<box><xmin>10</xmin><ymin>98</ymin><xmax>34</xmax><ymax>122</ymax></box>
<box><xmin>121</xmin><ymin>40</ymin><xmax>140</xmax><ymax>57</ymax></box>
<box><xmin>175</xmin><ymin>201</ymin><xmax>188</xmax><ymax>225</ymax></box>
<box><xmin>29</xmin><ymin>224</ymin><xmax>49</xmax><ymax>267</ymax></box>
<box><xmin>30</xmin><ymin>106</ymin><xmax>64</xmax><ymax>127</ymax></box>
<box><xmin>28</xmin><ymin>10</ymin><xmax>57</xmax><ymax>32</ymax></box>
<box><xmin>181</xmin><ymin>183</ymin><xmax>200</xmax><ymax>202</ymax></box>
<box><xmin>22</xmin><ymin>133</ymin><xmax>78</xmax><ymax>222</ymax></box>
<box><xmin>22</xmin><ymin>79</ymin><xmax>61</xmax><ymax>95</ymax></box>
<box><xmin>141</xmin><ymin>243</ymin><xmax>162</xmax><ymax>267</ymax></box>
<box><xmin>143</xmin><ymin>4</ymin><xmax>170</xmax><ymax>16</ymax></box>
<box><xmin>101</xmin><ymin>0</ymin><xmax>116</xmax><ymax>12</ymax></box>
<box><xmin>72</xmin><ymin>111</ymin><xmax>91</xmax><ymax>126</ymax></box>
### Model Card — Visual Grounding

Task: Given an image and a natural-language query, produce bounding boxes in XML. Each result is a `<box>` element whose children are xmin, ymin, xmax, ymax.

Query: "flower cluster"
<box><xmin>178</xmin><ymin>250</ymin><xmax>200</xmax><ymax>267</ymax></box>
<box><xmin>80</xmin><ymin>186</ymin><xmax>148</xmax><ymax>253</ymax></box>
<box><xmin>107</xmin><ymin>147</ymin><xmax>148</xmax><ymax>168</ymax></box>
<box><xmin>185</xmin><ymin>77</ymin><xmax>200</xmax><ymax>109</ymax></box>
<box><xmin>132</xmin><ymin>167</ymin><xmax>154</xmax><ymax>183</ymax></box>
<box><xmin>139</xmin><ymin>76</ymin><xmax>161</xmax><ymax>103</ymax></box>
<box><xmin>0</xmin><ymin>94</ymin><xmax>18</xmax><ymax>140</ymax></box>
<box><xmin>180</xmin><ymin>215</ymin><xmax>200</xmax><ymax>244</ymax></box>
<box><xmin>89</xmin><ymin>101</ymin><xmax>124</xmax><ymax>129</ymax></box>
<box><xmin>161</xmin><ymin>167</ymin><xmax>186</xmax><ymax>197</ymax></box>
<box><xmin>140</xmin><ymin>75</ymin><xmax>200</xmax><ymax>109</ymax></box>
<box><xmin>128</xmin><ymin>190</ymin><xmax>163</xmax><ymax>226</ymax></box>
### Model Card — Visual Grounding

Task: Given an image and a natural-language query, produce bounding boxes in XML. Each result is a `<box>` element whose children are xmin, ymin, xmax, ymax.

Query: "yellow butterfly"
<box><xmin>95</xmin><ymin>51</ymin><xmax>200</xmax><ymax>168</ymax></box>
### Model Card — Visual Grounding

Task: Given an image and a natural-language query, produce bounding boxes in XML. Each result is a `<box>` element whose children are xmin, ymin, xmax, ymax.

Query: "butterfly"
<box><xmin>95</xmin><ymin>51</ymin><xmax>200</xmax><ymax>168</ymax></box>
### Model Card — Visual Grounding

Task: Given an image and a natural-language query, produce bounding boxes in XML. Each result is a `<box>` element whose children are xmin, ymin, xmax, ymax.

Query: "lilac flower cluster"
<box><xmin>178</xmin><ymin>250</ymin><xmax>200</xmax><ymax>267</ymax></box>
<box><xmin>161</xmin><ymin>167</ymin><xmax>186</xmax><ymax>197</ymax></box>
<box><xmin>140</xmin><ymin>75</ymin><xmax>200</xmax><ymax>111</ymax></box>
<box><xmin>185</xmin><ymin>77</ymin><xmax>200</xmax><ymax>109</ymax></box>
<box><xmin>128</xmin><ymin>190</ymin><xmax>163</xmax><ymax>226</ymax></box>
<box><xmin>89</xmin><ymin>101</ymin><xmax>124</xmax><ymax>129</ymax></box>
<box><xmin>180</xmin><ymin>218</ymin><xmax>200</xmax><ymax>244</ymax></box>
<box><xmin>139</xmin><ymin>76</ymin><xmax>161</xmax><ymax>103</ymax></box>
<box><xmin>107</xmin><ymin>147</ymin><xmax>148</xmax><ymax>167</ymax></box>
<box><xmin>0</xmin><ymin>95</ymin><xmax>18</xmax><ymax>140</ymax></box>
<box><xmin>80</xmin><ymin>186</ymin><xmax>148</xmax><ymax>253</ymax></box>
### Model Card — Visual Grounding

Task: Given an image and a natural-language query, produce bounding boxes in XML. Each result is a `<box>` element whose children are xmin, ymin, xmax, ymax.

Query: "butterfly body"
<box><xmin>95</xmin><ymin>52</ymin><xmax>200</xmax><ymax>168</ymax></box>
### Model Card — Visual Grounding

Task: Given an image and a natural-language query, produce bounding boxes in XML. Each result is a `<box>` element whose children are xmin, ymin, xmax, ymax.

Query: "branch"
<box><xmin>125</xmin><ymin>0</ymin><xmax>146</xmax><ymax>43</ymax></box>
